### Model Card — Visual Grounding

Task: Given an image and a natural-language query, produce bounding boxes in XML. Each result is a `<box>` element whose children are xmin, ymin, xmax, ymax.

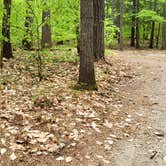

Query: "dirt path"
<box><xmin>110</xmin><ymin>50</ymin><xmax>166</xmax><ymax>166</ymax></box>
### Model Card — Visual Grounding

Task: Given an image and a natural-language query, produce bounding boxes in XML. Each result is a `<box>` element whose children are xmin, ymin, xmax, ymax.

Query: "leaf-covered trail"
<box><xmin>110</xmin><ymin>50</ymin><xmax>166</xmax><ymax>166</ymax></box>
<box><xmin>0</xmin><ymin>50</ymin><xmax>166</xmax><ymax>166</ymax></box>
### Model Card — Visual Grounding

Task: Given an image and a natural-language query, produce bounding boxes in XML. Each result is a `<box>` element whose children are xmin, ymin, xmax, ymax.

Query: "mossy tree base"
<box><xmin>74</xmin><ymin>82</ymin><xmax>98</xmax><ymax>91</ymax></box>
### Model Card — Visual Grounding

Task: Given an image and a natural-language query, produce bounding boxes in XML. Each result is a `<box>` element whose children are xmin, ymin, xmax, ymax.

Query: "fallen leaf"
<box><xmin>91</xmin><ymin>122</ymin><xmax>101</xmax><ymax>133</ymax></box>
<box><xmin>56</xmin><ymin>156</ymin><xmax>64</xmax><ymax>161</ymax></box>
<box><xmin>45</xmin><ymin>144</ymin><xmax>59</xmax><ymax>152</ymax></box>
<box><xmin>154</xmin><ymin>130</ymin><xmax>164</xmax><ymax>137</ymax></box>
<box><xmin>1</xmin><ymin>148</ymin><xmax>7</xmax><ymax>155</ymax></box>
<box><xmin>10</xmin><ymin>152</ymin><xmax>17</xmax><ymax>161</ymax></box>
<box><xmin>66</xmin><ymin>156</ymin><xmax>72</xmax><ymax>163</ymax></box>
<box><xmin>9</xmin><ymin>143</ymin><xmax>25</xmax><ymax>151</ymax></box>
<box><xmin>103</xmin><ymin>120</ymin><xmax>113</xmax><ymax>129</ymax></box>
<box><xmin>163</xmin><ymin>156</ymin><xmax>166</xmax><ymax>161</ymax></box>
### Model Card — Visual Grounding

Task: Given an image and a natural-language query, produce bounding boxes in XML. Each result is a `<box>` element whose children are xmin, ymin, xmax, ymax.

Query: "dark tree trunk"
<box><xmin>135</xmin><ymin>0</ymin><xmax>140</xmax><ymax>49</ymax></box>
<box><xmin>149</xmin><ymin>21</ymin><xmax>155</xmax><ymax>48</ymax></box>
<box><xmin>162</xmin><ymin>3</ymin><xmax>166</xmax><ymax>49</ymax></box>
<box><xmin>78</xmin><ymin>0</ymin><xmax>97</xmax><ymax>90</ymax></box>
<box><xmin>156</xmin><ymin>23</ymin><xmax>160</xmax><ymax>49</ymax></box>
<box><xmin>93</xmin><ymin>0</ymin><xmax>105</xmax><ymax>60</ymax></box>
<box><xmin>22</xmin><ymin>0</ymin><xmax>33</xmax><ymax>50</ymax></box>
<box><xmin>76</xmin><ymin>25</ymin><xmax>80</xmax><ymax>54</ymax></box>
<box><xmin>130</xmin><ymin>0</ymin><xmax>136</xmax><ymax>47</ymax></box>
<box><xmin>119</xmin><ymin>0</ymin><xmax>123</xmax><ymax>50</ymax></box>
<box><xmin>111</xmin><ymin>0</ymin><xmax>115</xmax><ymax>24</ymax></box>
<box><xmin>142</xmin><ymin>23</ymin><xmax>146</xmax><ymax>44</ymax></box>
<box><xmin>41</xmin><ymin>0</ymin><xmax>52</xmax><ymax>49</ymax></box>
<box><xmin>1</xmin><ymin>0</ymin><xmax>13</xmax><ymax>59</ymax></box>
<box><xmin>149</xmin><ymin>0</ymin><xmax>157</xmax><ymax>49</ymax></box>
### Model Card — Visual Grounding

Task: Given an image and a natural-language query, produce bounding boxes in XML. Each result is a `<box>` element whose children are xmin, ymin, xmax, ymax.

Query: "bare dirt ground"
<box><xmin>0</xmin><ymin>50</ymin><xmax>166</xmax><ymax>166</ymax></box>
<box><xmin>110</xmin><ymin>50</ymin><xmax>166</xmax><ymax>166</ymax></box>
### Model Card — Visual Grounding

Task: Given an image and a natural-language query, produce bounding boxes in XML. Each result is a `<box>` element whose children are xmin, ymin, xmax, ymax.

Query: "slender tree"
<box><xmin>41</xmin><ymin>0</ymin><xmax>52</xmax><ymax>48</ymax></box>
<box><xmin>22</xmin><ymin>0</ymin><xmax>34</xmax><ymax>50</ymax></box>
<box><xmin>156</xmin><ymin>23</ymin><xmax>160</xmax><ymax>49</ymax></box>
<box><xmin>1</xmin><ymin>0</ymin><xmax>13</xmax><ymax>59</ymax></box>
<box><xmin>149</xmin><ymin>0</ymin><xmax>157</xmax><ymax>49</ymax></box>
<box><xmin>135</xmin><ymin>0</ymin><xmax>140</xmax><ymax>49</ymax></box>
<box><xmin>111</xmin><ymin>0</ymin><xmax>115</xmax><ymax>24</ymax></box>
<box><xmin>162</xmin><ymin>2</ymin><xmax>166</xmax><ymax>49</ymax></box>
<box><xmin>119</xmin><ymin>0</ymin><xmax>123</xmax><ymax>50</ymax></box>
<box><xmin>130</xmin><ymin>0</ymin><xmax>136</xmax><ymax>47</ymax></box>
<box><xmin>93</xmin><ymin>0</ymin><xmax>105</xmax><ymax>60</ymax></box>
<box><xmin>78</xmin><ymin>0</ymin><xmax>97</xmax><ymax>90</ymax></box>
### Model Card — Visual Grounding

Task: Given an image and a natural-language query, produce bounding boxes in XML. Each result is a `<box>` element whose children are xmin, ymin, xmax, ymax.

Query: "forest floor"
<box><xmin>0</xmin><ymin>49</ymin><xmax>166</xmax><ymax>166</ymax></box>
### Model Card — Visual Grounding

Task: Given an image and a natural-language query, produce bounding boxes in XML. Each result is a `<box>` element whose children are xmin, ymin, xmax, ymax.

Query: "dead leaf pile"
<box><xmin>0</xmin><ymin>50</ymin><xmax>141</xmax><ymax>165</ymax></box>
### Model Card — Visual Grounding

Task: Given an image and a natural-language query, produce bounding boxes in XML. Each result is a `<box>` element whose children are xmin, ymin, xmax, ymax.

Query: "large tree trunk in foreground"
<box><xmin>41</xmin><ymin>0</ymin><xmax>52</xmax><ymax>48</ymax></box>
<box><xmin>78</xmin><ymin>0</ymin><xmax>97</xmax><ymax>90</ymax></box>
<box><xmin>93</xmin><ymin>0</ymin><xmax>105</xmax><ymax>60</ymax></box>
<box><xmin>1</xmin><ymin>0</ymin><xmax>13</xmax><ymax>59</ymax></box>
<box><xmin>22</xmin><ymin>0</ymin><xmax>33</xmax><ymax>50</ymax></box>
<box><xmin>162</xmin><ymin>3</ymin><xmax>166</xmax><ymax>49</ymax></box>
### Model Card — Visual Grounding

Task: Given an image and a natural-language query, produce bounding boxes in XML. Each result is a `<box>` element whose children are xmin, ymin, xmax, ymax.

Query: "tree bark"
<box><xmin>1</xmin><ymin>0</ymin><xmax>13</xmax><ymax>59</ymax></box>
<box><xmin>78</xmin><ymin>0</ymin><xmax>97</xmax><ymax>90</ymax></box>
<box><xmin>130</xmin><ymin>0</ymin><xmax>136</xmax><ymax>47</ymax></box>
<box><xmin>149</xmin><ymin>0</ymin><xmax>157</xmax><ymax>49</ymax></box>
<box><xmin>22</xmin><ymin>0</ymin><xmax>33</xmax><ymax>50</ymax></box>
<box><xmin>135</xmin><ymin>0</ymin><xmax>140</xmax><ymax>49</ymax></box>
<box><xmin>149</xmin><ymin>21</ymin><xmax>155</xmax><ymax>48</ymax></box>
<box><xmin>156</xmin><ymin>23</ymin><xmax>160</xmax><ymax>49</ymax></box>
<box><xmin>111</xmin><ymin>0</ymin><xmax>115</xmax><ymax>24</ymax></box>
<box><xmin>93</xmin><ymin>0</ymin><xmax>105</xmax><ymax>60</ymax></box>
<box><xmin>76</xmin><ymin>25</ymin><xmax>80</xmax><ymax>54</ymax></box>
<box><xmin>119</xmin><ymin>0</ymin><xmax>124</xmax><ymax>50</ymax></box>
<box><xmin>162</xmin><ymin>3</ymin><xmax>166</xmax><ymax>49</ymax></box>
<box><xmin>41</xmin><ymin>0</ymin><xmax>52</xmax><ymax>48</ymax></box>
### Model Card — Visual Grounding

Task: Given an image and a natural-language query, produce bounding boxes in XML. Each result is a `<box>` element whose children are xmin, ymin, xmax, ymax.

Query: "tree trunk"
<box><xmin>156</xmin><ymin>23</ymin><xmax>160</xmax><ymax>49</ymax></box>
<box><xmin>119</xmin><ymin>0</ymin><xmax>124</xmax><ymax>50</ymax></box>
<box><xmin>76</xmin><ymin>25</ymin><xmax>80</xmax><ymax>54</ymax></box>
<box><xmin>41</xmin><ymin>0</ymin><xmax>52</xmax><ymax>48</ymax></box>
<box><xmin>149</xmin><ymin>21</ymin><xmax>155</xmax><ymax>48</ymax></box>
<box><xmin>162</xmin><ymin>3</ymin><xmax>166</xmax><ymax>49</ymax></box>
<box><xmin>149</xmin><ymin>0</ymin><xmax>157</xmax><ymax>49</ymax></box>
<box><xmin>78</xmin><ymin>0</ymin><xmax>97</xmax><ymax>90</ymax></box>
<box><xmin>130</xmin><ymin>0</ymin><xmax>136</xmax><ymax>47</ymax></box>
<box><xmin>1</xmin><ymin>0</ymin><xmax>13</xmax><ymax>59</ymax></box>
<box><xmin>93</xmin><ymin>0</ymin><xmax>105</xmax><ymax>60</ymax></box>
<box><xmin>111</xmin><ymin>0</ymin><xmax>115</xmax><ymax>24</ymax></box>
<box><xmin>22</xmin><ymin>0</ymin><xmax>33</xmax><ymax>50</ymax></box>
<box><xmin>135</xmin><ymin>0</ymin><xmax>140</xmax><ymax>49</ymax></box>
<box><xmin>142</xmin><ymin>22</ymin><xmax>146</xmax><ymax>44</ymax></box>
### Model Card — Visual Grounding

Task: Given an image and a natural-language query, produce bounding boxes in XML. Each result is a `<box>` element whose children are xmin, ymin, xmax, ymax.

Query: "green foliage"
<box><xmin>0</xmin><ymin>0</ymin><xmax>79</xmax><ymax>46</ymax></box>
<box><xmin>51</xmin><ymin>0</ymin><xmax>79</xmax><ymax>42</ymax></box>
<box><xmin>0</xmin><ymin>0</ymin><xmax>166</xmax><ymax>49</ymax></box>
<box><xmin>11</xmin><ymin>0</ymin><xmax>26</xmax><ymax>46</ymax></box>
<box><xmin>105</xmin><ymin>18</ymin><xmax>119</xmax><ymax>46</ymax></box>
<box><xmin>138</xmin><ymin>10</ymin><xmax>165</xmax><ymax>23</ymax></box>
